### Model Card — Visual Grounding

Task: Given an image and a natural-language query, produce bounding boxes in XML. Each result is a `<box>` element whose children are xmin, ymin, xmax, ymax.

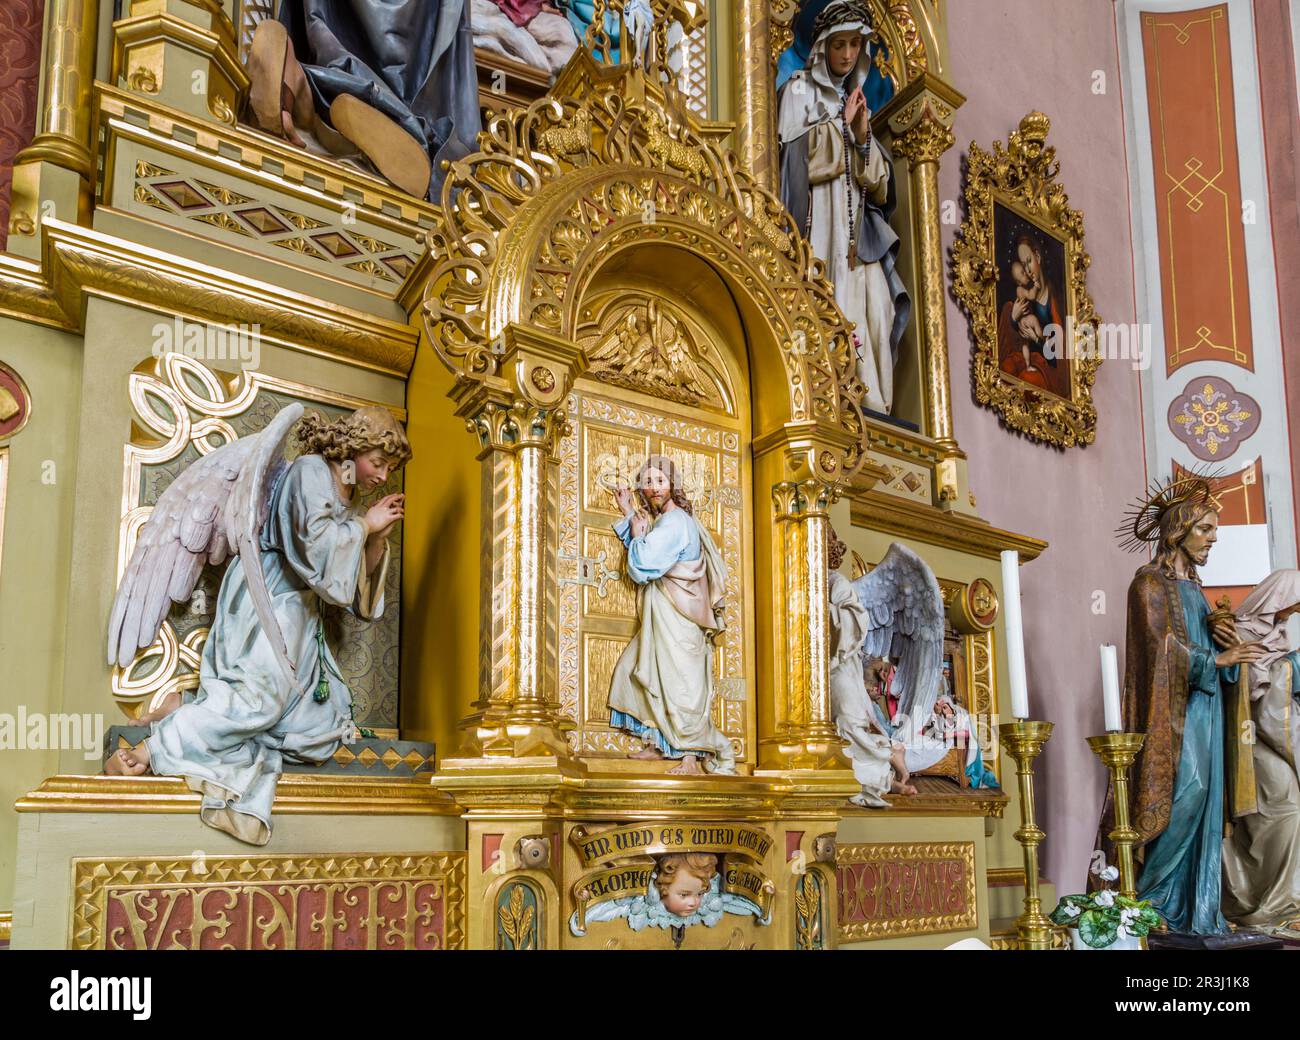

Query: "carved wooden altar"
<box><xmin>0</xmin><ymin>0</ymin><xmax>1057</xmax><ymax>951</ymax></box>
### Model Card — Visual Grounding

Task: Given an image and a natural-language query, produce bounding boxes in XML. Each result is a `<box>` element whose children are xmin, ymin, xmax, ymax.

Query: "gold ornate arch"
<box><xmin>420</xmin><ymin>52</ymin><xmax>876</xmax><ymax>769</ymax></box>
<box><xmin>423</xmin><ymin>61</ymin><xmax>868</xmax><ymax>477</ymax></box>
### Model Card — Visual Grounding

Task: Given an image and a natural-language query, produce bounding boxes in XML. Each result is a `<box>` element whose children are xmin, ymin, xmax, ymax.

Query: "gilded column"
<box><xmin>446</xmin><ymin>326</ymin><xmax>586</xmax><ymax>764</ymax></box>
<box><xmin>7</xmin><ymin>0</ymin><xmax>100</xmax><ymax>257</ymax></box>
<box><xmin>14</xmin><ymin>0</ymin><xmax>99</xmax><ymax>178</ymax></box>
<box><xmin>763</xmin><ymin>471</ymin><xmax>851</xmax><ymax>770</ymax></box>
<box><xmin>884</xmin><ymin>74</ymin><xmax>965</xmax><ymax>457</ymax></box>
<box><xmin>736</xmin><ymin>0</ymin><xmax>778</xmax><ymax>194</ymax></box>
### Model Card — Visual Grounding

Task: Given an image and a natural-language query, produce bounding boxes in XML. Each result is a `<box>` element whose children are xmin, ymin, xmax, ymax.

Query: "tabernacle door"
<box><xmin>556</xmin><ymin>292</ymin><xmax>754</xmax><ymax>768</ymax></box>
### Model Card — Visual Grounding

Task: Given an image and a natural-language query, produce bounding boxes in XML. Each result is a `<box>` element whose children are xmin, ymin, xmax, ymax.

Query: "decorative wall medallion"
<box><xmin>966</xmin><ymin>578</ymin><xmax>998</xmax><ymax>630</ymax></box>
<box><xmin>1167</xmin><ymin>376</ymin><xmax>1260</xmax><ymax>460</ymax></box>
<box><xmin>0</xmin><ymin>361</ymin><xmax>31</xmax><ymax>442</ymax></box>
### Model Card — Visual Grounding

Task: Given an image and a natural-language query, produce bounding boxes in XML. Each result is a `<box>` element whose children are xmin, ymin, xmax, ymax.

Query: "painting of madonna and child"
<box><xmin>993</xmin><ymin>202</ymin><xmax>1074</xmax><ymax>402</ymax></box>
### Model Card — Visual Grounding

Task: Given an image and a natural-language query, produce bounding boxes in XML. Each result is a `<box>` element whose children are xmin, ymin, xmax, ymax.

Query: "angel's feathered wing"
<box><xmin>107</xmin><ymin>403</ymin><xmax>305</xmax><ymax>690</ymax></box>
<box><xmin>850</xmin><ymin>541</ymin><xmax>946</xmax><ymax>726</ymax></box>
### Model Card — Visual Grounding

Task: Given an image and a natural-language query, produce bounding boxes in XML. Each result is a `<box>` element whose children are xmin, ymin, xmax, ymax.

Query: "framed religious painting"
<box><xmin>950</xmin><ymin>111</ymin><xmax>1102</xmax><ymax>448</ymax></box>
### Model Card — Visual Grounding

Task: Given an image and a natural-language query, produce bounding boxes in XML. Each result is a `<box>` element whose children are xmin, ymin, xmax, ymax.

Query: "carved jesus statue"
<box><xmin>1100</xmin><ymin>475</ymin><xmax>1266</xmax><ymax>935</ymax></box>
<box><xmin>608</xmin><ymin>455</ymin><xmax>735</xmax><ymax>775</ymax></box>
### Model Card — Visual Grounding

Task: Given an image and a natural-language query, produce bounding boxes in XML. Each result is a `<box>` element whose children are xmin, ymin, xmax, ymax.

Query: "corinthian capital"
<box><xmin>881</xmin><ymin>72</ymin><xmax>964</xmax><ymax>165</ymax></box>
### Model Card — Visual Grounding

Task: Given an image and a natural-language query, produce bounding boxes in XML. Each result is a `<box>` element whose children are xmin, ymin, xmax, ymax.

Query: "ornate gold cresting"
<box><xmin>999</xmin><ymin>719</ymin><xmax>1055</xmax><ymax>950</ymax></box>
<box><xmin>950</xmin><ymin>112</ymin><xmax>1102</xmax><ymax>448</ymax></box>
<box><xmin>1087</xmin><ymin>732</ymin><xmax>1146</xmax><ymax>900</ymax></box>
<box><xmin>879</xmin><ymin>74</ymin><xmax>964</xmax><ymax>457</ymax></box>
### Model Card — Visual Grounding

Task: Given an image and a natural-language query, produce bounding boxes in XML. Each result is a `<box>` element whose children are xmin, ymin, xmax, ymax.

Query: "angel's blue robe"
<box><xmin>1135</xmin><ymin>580</ymin><xmax>1235</xmax><ymax>935</ymax></box>
<box><xmin>147</xmin><ymin>454</ymin><xmax>387</xmax><ymax>845</ymax></box>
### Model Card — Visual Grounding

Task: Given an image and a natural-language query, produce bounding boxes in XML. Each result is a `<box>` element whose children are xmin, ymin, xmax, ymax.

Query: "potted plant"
<box><xmin>1049</xmin><ymin>860</ymin><xmax>1161</xmax><ymax>950</ymax></box>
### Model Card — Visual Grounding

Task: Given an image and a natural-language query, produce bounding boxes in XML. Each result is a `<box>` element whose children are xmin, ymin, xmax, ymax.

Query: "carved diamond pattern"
<box><xmin>132</xmin><ymin>161</ymin><xmax>421</xmax><ymax>287</ymax></box>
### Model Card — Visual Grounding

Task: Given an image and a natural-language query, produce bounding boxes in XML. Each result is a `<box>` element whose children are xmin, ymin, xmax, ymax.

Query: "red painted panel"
<box><xmin>1141</xmin><ymin>5</ymin><xmax>1255</xmax><ymax>373</ymax></box>
<box><xmin>0</xmin><ymin>0</ymin><xmax>43</xmax><ymax>253</ymax></box>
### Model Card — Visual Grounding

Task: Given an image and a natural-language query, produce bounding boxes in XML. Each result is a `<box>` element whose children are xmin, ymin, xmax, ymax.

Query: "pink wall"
<box><xmin>939</xmin><ymin>0</ymin><xmax>1147</xmax><ymax>894</ymax></box>
<box><xmin>1254</xmin><ymin>0</ymin><xmax>1300</xmax><ymax>559</ymax></box>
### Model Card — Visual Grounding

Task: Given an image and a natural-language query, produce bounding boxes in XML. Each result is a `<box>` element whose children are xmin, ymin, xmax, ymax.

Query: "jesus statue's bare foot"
<box><xmin>629</xmin><ymin>746</ymin><xmax>665</xmax><ymax>761</ymax></box>
<box><xmin>889</xmin><ymin>777</ymin><xmax>918</xmax><ymax>796</ymax></box>
<box><xmin>104</xmin><ymin>745</ymin><xmax>150</xmax><ymax>777</ymax></box>
<box><xmin>666</xmin><ymin>754</ymin><xmax>704</xmax><ymax>775</ymax></box>
<box><xmin>136</xmin><ymin>691</ymin><xmax>181</xmax><ymax>726</ymax></box>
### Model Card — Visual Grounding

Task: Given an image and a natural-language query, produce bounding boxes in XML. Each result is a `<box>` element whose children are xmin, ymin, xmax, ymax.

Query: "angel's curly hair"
<box><xmin>828</xmin><ymin>527</ymin><xmax>848</xmax><ymax>571</ymax></box>
<box><xmin>294</xmin><ymin>406</ymin><xmax>412</xmax><ymax>466</ymax></box>
<box><xmin>653</xmin><ymin>853</ymin><xmax>718</xmax><ymax>897</ymax></box>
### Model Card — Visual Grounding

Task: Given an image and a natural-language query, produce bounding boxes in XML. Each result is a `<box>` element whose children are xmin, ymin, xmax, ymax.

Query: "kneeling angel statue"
<box><xmin>105</xmin><ymin>404</ymin><xmax>410</xmax><ymax>845</ymax></box>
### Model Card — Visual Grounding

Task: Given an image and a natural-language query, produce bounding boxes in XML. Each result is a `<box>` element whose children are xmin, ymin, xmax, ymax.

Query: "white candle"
<box><xmin>1100</xmin><ymin>643</ymin><xmax>1123</xmax><ymax>733</ymax></box>
<box><xmin>1000</xmin><ymin>550</ymin><xmax>1030</xmax><ymax>719</ymax></box>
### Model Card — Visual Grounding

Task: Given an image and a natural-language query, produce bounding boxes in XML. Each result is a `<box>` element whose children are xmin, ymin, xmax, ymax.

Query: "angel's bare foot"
<box><xmin>666</xmin><ymin>754</ymin><xmax>704</xmax><ymax>775</ymax></box>
<box><xmin>105</xmin><ymin>746</ymin><xmax>149</xmax><ymax>777</ymax></box>
<box><xmin>890</xmin><ymin>745</ymin><xmax>912</xmax><ymax>788</ymax></box>
<box><xmin>136</xmin><ymin>692</ymin><xmax>181</xmax><ymax>726</ymax></box>
<box><xmin>629</xmin><ymin>746</ymin><xmax>665</xmax><ymax>761</ymax></box>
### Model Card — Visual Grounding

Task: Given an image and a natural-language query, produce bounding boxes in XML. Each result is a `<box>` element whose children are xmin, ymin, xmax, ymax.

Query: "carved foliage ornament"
<box><xmin>950</xmin><ymin>112</ymin><xmax>1102</xmax><ymax>449</ymax></box>
<box><xmin>421</xmin><ymin>64</ymin><xmax>869</xmax><ymax>477</ymax></box>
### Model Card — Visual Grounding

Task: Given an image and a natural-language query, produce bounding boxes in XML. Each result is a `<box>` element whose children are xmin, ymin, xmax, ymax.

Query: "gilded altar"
<box><xmin>1</xmin><ymin>0</ymin><xmax>1058</xmax><ymax>951</ymax></box>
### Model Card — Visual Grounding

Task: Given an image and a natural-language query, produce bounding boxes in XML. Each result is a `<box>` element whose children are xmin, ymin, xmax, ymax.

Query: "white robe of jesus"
<box><xmin>607</xmin><ymin>506</ymin><xmax>735</xmax><ymax>774</ymax></box>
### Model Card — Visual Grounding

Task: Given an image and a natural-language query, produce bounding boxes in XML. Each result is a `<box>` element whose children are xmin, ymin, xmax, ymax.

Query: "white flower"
<box><xmin>1060</xmin><ymin>902</ymin><xmax>1081</xmax><ymax>920</ymax></box>
<box><xmin>1119</xmin><ymin>907</ymin><xmax>1140</xmax><ymax>925</ymax></box>
<box><xmin>1094</xmin><ymin>889</ymin><xmax>1116</xmax><ymax>908</ymax></box>
<box><xmin>1100</xmin><ymin>866</ymin><xmax>1120</xmax><ymax>882</ymax></box>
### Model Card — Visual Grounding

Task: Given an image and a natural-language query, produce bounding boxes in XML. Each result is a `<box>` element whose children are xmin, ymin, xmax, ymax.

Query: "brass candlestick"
<box><xmin>1086</xmin><ymin>732</ymin><xmax>1146</xmax><ymax>900</ymax></box>
<box><xmin>999</xmin><ymin>719</ymin><xmax>1054</xmax><ymax>950</ymax></box>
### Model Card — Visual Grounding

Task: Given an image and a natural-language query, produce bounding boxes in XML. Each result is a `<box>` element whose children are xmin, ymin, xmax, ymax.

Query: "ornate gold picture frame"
<box><xmin>950</xmin><ymin>112</ymin><xmax>1101</xmax><ymax>448</ymax></box>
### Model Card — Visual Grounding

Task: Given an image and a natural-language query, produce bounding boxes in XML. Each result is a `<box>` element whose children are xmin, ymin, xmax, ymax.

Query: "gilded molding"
<box><xmin>35</xmin><ymin>218</ymin><xmax>417</xmax><ymax>376</ymax></box>
<box><xmin>98</xmin><ymin>85</ymin><xmax>437</xmax><ymax>233</ymax></box>
<box><xmin>849</xmin><ymin>489</ymin><xmax>1047</xmax><ymax>562</ymax></box>
<box><xmin>16</xmin><ymin>773</ymin><xmax>462</xmax><ymax>816</ymax></box>
<box><xmin>0</xmin><ymin>254</ymin><xmax>66</xmax><ymax>330</ymax></box>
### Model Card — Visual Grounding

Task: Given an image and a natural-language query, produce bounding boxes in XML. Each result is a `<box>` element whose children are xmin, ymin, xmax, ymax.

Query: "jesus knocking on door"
<box><xmin>607</xmin><ymin>455</ymin><xmax>735</xmax><ymax>775</ymax></box>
